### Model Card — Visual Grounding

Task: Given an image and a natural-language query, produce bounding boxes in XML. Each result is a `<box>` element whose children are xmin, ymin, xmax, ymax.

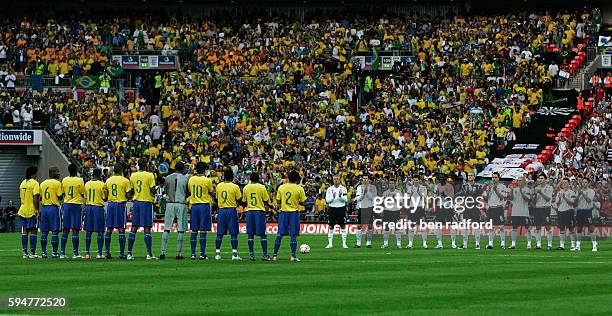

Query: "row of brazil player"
<box><xmin>17</xmin><ymin>162</ymin><xmax>307</xmax><ymax>261</ymax></box>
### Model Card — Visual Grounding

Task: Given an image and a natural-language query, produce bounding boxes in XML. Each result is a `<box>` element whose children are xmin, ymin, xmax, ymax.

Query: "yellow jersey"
<box><xmin>243</xmin><ymin>182</ymin><xmax>270</xmax><ymax>211</ymax></box>
<box><xmin>106</xmin><ymin>175</ymin><xmax>131</xmax><ymax>203</ymax></box>
<box><xmin>130</xmin><ymin>171</ymin><xmax>156</xmax><ymax>202</ymax></box>
<box><xmin>40</xmin><ymin>179</ymin><xmax>63</xmax><ymax>206</ymax></box>
<box><xmin>18</xmin><ymin>179</ymin><xmax>40</xmax><ymax>218</ymax></box>
<box><xmin>62</xmin><ymin>176</ymin><xmax>85</xmax><ymax>205</ymax></box>
<box><xmin>85</xmin><ymin>180</ymin><xmax>107</xmax><ymax>206</ymax></box>
<box><xmin>216</xmin><ymin>182</ymin><xmax>242</xmax><ymax>208</ymax></box>
<box><xmin>188</xmin><ymin>175</ymin><xmax>214</xmax><ymax>204</ymax></box>
<box><xmin>276</xmin><ymin>183</ymin><xmax>306</xmax><ymax>212</ymax></box>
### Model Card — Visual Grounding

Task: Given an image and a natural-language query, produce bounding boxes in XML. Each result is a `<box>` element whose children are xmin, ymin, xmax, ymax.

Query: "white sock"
<box><xmin>560</xmin><ymin>231</ymin><xmax>565</xmax><ymax>248</ymax></box>
<box><xmin>500</xmin><ymin>227</ymin><xmax>506</xmax><ymax>246</ymax></box>
<box><xmin>474</xmin><ymin>228</ymin><xmax>481</xmax><ymax>246</ymax></box>
<box><xmin>421</xmin><ymin>229</ymin><xmax>427</xmax><ymax>244</ymax></box>
<box><xmin>435</xmin><ymin>228</ymin><xmax>443</xmax><ymax>245</ymax></box>
<box><xmin>536</xmin><ymin>228</ymin><xmax>543</xmax><ymax>247</ymax></box>
<box><xmin>511</xmin><ymin>229</ymin><xmax>517</xmax><ymax>247</ymax></box>
<box><xmin>451</xmin><ymin>229</ymin><xmax>457</xmax><ymax>246</ymax></box>
<box><xmin>327</xmin><ymin>230</ymin><xmax>334</xmax><ymax>245</ymax></box>
<box><xmin>576</xmin><ymin>232</ymin><xmax>582</xmax><ymax>248</ymax></box>
<box><xmin>408</xmin><ymin>229</ymin><xmax>415</xmax><ymax>246</ymax></box>
<box><xmin>216</xmin><ymin>249</ymin><xmax>221</xmax><ymax>254</ymax></box>
<box><xmin>356</xmin><ymin>230</ymin><xmax>363</xmax><ymax>246</ymax></box>
<box><xmin>570</xmin><ymin>233</ymin><xmax>576</xmax><ymax>248</ymax></box>
<box><xmin>591</xmin><ymin>231</ymin><xmax>597</xmax><ymax>247</ymax></box>
<box><xmin>341</xmin><ymin>228</ymin><xmax>347</xmax><ymax>245</ymax></box>
<box><xmin>462</xmin><ymin>229</ymin><xmax>468</xmax><ymax>246</ymax></box>
<box><xmin>366</xmin><ymin>229</ymin><xmax>373</xmax><ymax>246</ymax></box>
<box><xmin>488</xmin><ymin>229</ymin><xmax>495</xmax><ymax>246</ymax></box>
<box><xmin>547</xmin><ymin>229</ymin><xmax>553</xmax><ymax>247</ymax></box>
<box><xmin>526</xmin><ymin>229</ymin><xmax>532</xmax><ymax>247</ymax></box>
<box><xmin>383</xmin><ymin>231</ymin><xmax>389</xmax><ymax>246</ymax></box>
<box><xmin>395</xmin><ymin>231</ymin><xmax>402</xmax><ymax>247</ymax></box>
<box><xmin>232</xmin><ymin>249</ymin><xmax>237</xmax><ymax>255</ymax></box>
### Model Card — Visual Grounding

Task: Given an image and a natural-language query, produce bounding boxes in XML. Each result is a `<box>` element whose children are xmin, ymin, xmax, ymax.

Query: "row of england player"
<box><xmin>17</xmin><ymin>161</ymin><xmax>308</xmax><ymax>261</ymax></box>
<box><xmin>345</xmin><ymin>173</ymin><xmax>600</xmax><ymax>252</ymax></box>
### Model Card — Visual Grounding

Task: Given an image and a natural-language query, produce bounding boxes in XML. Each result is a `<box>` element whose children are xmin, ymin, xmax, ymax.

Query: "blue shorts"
<box><xmin>245</xmin><ymin>210</ymin><xmax>267</xmax><ymax>236</ymax></box>
<box><xmin>132</xmin><ymin>201</ymin><xmax>153</xmax><ymax>227</ymax></box>
<box><xmin>19</xmin><ymin>216</ymin><xmax>38</xmax><ymax>230</ymax></box>
<box><xmin>83</xmin><ymin>206</ymin><xmax>105</xmax><ymax>232</ymax></box>
<box><xmin>40</xmin><ymin>205</ymin><xmax>61</xmax><ymax>232</ymax></box>
<box><xmin>278</xmin><ymin>212</ymin><xmax>300</xmax><ymax>236</ymax></box>
<box><xmin>106</xmin><ymin>202</ymin><xmax>127</xmax><ymax>229</ymax></box>
<box><xmin>62</xmin><ymin>203</ymin><xmax>83</xmax><ymax>230</ymax></box>
<box><xmin>190</xmin><ymin>203</ymin><xmax>212</xmax><ymax>231</ymax></box>
<box><xmin>217</xmin><ymin>208</ymin><xmax>239</xmax><ymax>235</ymax></box>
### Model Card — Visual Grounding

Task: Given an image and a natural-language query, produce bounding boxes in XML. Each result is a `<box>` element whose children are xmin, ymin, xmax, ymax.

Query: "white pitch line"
<box><xmin>309</xmin><ymin>259</ymin><xmax>610</xmax><ymax>264</ymax></box>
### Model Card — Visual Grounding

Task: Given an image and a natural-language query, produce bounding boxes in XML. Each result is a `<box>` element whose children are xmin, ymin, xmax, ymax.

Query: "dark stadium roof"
<box><xmin>2</xmin><ymin>0</ymin><xmax>608</xmax><ymax>18</ymax></box>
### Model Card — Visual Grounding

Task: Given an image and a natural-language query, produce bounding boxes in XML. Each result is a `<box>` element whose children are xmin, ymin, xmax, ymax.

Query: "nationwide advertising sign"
<box><xmin>0</xmin><ymin>130</ymin><xmax>42</xmax><ymax>145</ymax></box>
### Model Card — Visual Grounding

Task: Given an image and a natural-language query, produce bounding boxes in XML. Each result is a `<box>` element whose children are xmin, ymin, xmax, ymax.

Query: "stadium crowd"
<box><xmin>0</xmin><ymin>8</ymin><xmax>609</xmax><ymax>220</ymax></box>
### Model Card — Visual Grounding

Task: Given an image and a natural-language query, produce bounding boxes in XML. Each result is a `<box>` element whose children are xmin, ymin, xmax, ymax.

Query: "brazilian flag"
<box><xmin>106</xmin><ymin>65</ymin><xmax>124</xmax><ymax>77</ymax></box>
<box><xmin>371</xmin><ymin>47</ymin><xmax>380</xmax><ymax>70</ymax></box>
<box><xmin>72</xmin><ymin>76</ymin><xmax>100</xmax><ymax>90</ymax></box>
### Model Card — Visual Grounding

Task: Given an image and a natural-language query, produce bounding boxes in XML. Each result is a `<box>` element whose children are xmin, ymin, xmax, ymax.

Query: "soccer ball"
<box><xmin>299</xmin><ymin>244</ymin><xmax>310</xmax><ymax>254</ymax></box>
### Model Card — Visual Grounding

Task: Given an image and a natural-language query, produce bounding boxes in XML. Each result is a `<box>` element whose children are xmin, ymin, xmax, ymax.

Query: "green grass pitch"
<box><xmin>0</xmin><ymin>233</ymin><xmax>611</xmax><ymax>315</ymax></box>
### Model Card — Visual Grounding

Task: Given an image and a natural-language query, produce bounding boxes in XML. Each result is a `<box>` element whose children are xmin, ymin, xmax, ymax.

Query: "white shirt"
<box><xmin>149</xmin><ymin>114</ymin><xmax>161</xmax><ymax>127</ymax></box>
<box><xmin>409</xmin><ymin>184</ymin><xmax>428</xmax><ymax>208</ymax></box>
<box><xmin>382</xmin><ymin>189</ymin><xmax>401</xmax><ymax>212</ymax></box>
<box><xmin>556</xmin><ymin>189</ymin><xmax>577</xmax><ymax>213</ymax></box>
<box><xmin>22</xmin><ymin>110</ymin><xmax>33</xmax><ymax>122</ymax></box>
<box><xmin>326</xmin><ymin>185</ymin><xmax>348</xmax><ymax>208</ymax></box>
<box><xmin>12</xmin><ymin>109</ymin><xmax>20</xmax><ymax>123</ymax></box>
<box><xmin>486</xmin><ymin>182</ymin><xmax>509</xmax><ymax>208</ymax></box>
<box><xmin>511</xmin><ymin>186</ymin><xmax>532</xmax><ymax>217</ymax></box>
<box><xmin>354</xmin><ymin>184</ymin><xmax>377</xmax><ymax>209</ymax></box>
<box><xmin>534</xmin><ymin>184</ymin><xmax>554</xmax><ymax>208</ymax></box>
<box><xmin>5</xmin><ymin>74</ymin><xmax>15</xmax><ymax>88</ymax></box>
<box><xmin>576</xmin><ymin>188</ymin><xmax>595</xmax><ymax>210</ymax></box>
<box><xmin>548</xmin><ymin>64</ymin><xmax>559</xmax><ymax>77</ymax></box>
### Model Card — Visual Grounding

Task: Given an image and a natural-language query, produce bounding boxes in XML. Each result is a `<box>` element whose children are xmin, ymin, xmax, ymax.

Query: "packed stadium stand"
<box><xmin>0</xmin><ymin>0</ymin><xmax>610</xmax><ymax>221</ymax></box>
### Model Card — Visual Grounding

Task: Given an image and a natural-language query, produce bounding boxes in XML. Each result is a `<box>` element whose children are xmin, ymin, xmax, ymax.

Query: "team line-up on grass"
<box><xmin>17</xmin><ymin>160</ymin><xmax>311</xmax><ymax>261</ymax></box>
<box><xmin>16</xmin><ymin>161</ymin><xmax>600</xmax><ymax>262</ymax></box>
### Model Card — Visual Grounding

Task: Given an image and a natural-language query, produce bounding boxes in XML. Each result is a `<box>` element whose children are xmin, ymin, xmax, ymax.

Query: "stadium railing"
<box><xmin>44</xmin><ymin>123</ymin><xmax>89</xmax><ymax>180</ymax></box>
